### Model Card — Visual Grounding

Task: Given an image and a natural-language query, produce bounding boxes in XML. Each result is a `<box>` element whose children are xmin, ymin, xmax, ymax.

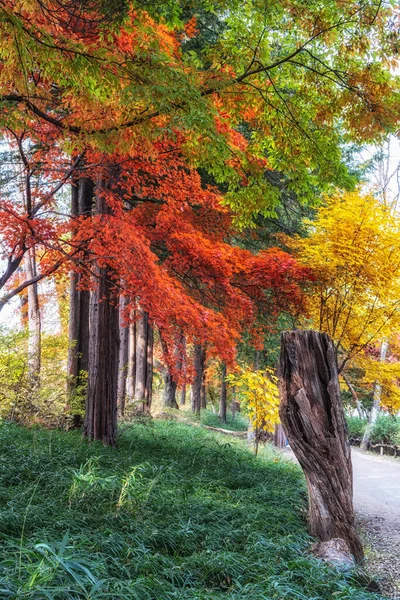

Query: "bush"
<box><xmin>370</xmin><ymin>414</ymin><xmax>400</xmax><ymax>445</ymax></box>
<box><xmin>200</xmin><ymin>408</ymin><xmax>249</xmax><ymax>431</ymax></box>
<box><xmin>346</xmin><ymin>416</ymin><xmax>367</xmax><ymax>439</ymax></box>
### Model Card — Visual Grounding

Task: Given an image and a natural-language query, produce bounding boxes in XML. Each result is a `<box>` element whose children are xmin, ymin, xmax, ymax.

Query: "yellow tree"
<box><xmin>288</xmin><ymin>190</ymin><xmax>400</xmax><ymax>416</ymax></box>
<box><xmin>227</xmin><ymin>368</ymin><xmax>280</xmax><ymax>455</ymax></box>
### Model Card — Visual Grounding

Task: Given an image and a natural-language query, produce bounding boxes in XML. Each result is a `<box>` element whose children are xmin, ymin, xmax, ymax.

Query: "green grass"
<box><xmin>200</xmin><ymin>409</ymin><xmax>248</xmax><ymax>432</ymax></box>
<box><xmin>0</xmin><ymin>420</ymin><xmax>383</xmax><ymax>599</ymax></box>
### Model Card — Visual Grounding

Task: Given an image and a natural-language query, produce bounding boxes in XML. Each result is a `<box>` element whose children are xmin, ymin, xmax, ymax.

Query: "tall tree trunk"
<box><xmin>180</xmin><ymin>384</ymin><xmax>186</xmax><ymax>406</ymax></box>
<box><xmin>126</xmin><ymin>316</ymin><xmax>136</xmax><ymax>402</ymax></box>
<box><xmin>67</xmin><ymin>178</ymin><xmax>93</xmax><ymax>401</ymax></box>
<box><xmin>117</xmin><ymin>295</ymin><xmax>129</xmax><ymax>415</ymax></box>
<box><xmin>219</xmin><ymin>362</ymin><xmax>227</xmax><ymax>422</ymax></box>
<box><xmin>135</xmin><ymin>309</ymin><xmax>153</xmax><ymax>413</ymax></box>
<box><xmin>84</xmin><ymin>181</ymin><xmax>119</xmax><ymax>445</ymax></box>
<box><xmin>279</xmin><ymin>330</ymin><xmax>363</xmax><ymax>563</ymax></box>
<box><xmin>145</xmin><ymin>322</ymin><xmax>153</xmax><ymax>412</ymax></box>
<box><xmin>26</xmin><ymin>247</ymin><xmax>41</xmax><ymax>385</ymax></box>
<box><xmin>160</xmin><ymin>332</ymin><xmax>180</xmax><ymax>409</ymax></box>
<box><xmin>163</xmin><ymin>372</ymin><xmax>178</xmax><ymax>408</ymax></box>
<box><xmin>361</xmin><ymin>340</ymin><xmax>388</xmax><ymax>451</ymax></box>
<box><xmin>192</xmin><ymin>344</ymin><xmax>205</xmax><ymax>414</ymax></box>
<box><xmin>180</xmin><ymin>336</ymin><xmax>187</xmax><ymax>406</ymax></box>
<box><xmin>274</xmin><ymin>424</ymin><xmax>286</xmax><ymax>449</ymax></box>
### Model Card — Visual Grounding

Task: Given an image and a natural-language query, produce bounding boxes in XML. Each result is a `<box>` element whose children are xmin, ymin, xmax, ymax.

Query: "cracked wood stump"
<box><xmin>279</xmin><ymin>330</ymin><xmax>364</xmax><ymax>563</ymax></box>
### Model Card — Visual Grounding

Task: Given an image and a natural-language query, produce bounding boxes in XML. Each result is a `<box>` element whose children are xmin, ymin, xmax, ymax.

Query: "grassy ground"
<box><xmin>0</xmin><ymin>420</ymin><xmax>384</xmax><ymax>599</ymax></box>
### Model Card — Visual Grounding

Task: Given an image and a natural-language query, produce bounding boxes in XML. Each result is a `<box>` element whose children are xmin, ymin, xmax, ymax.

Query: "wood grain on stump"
<box><xmin>279</xmin><ymin>330</ymin><xmax>364</xmax><ymax>563</ymax></box>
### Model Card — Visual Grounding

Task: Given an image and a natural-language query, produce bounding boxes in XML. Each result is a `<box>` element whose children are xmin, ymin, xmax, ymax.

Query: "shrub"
<box><xmin>369</xmin><ymin>414</ymin><xmax>400</xmax><ymax>445</ymax></box>
<box><xmin>346</xmin><ymin>416</ymin><xmax>368</xmax><ymax>439</ymax></box>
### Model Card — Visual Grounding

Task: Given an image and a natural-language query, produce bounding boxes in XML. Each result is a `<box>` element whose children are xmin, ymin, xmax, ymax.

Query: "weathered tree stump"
<box><xmin>279</xmin><ymin>330</ymin><xmax>363</xmax><ymax>563</ymax></box>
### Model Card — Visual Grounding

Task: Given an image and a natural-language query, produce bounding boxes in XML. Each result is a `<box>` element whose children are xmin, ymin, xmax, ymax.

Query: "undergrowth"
<box><xmin>200</xmin><ymin>409</ymin><xmax>248</xmax><ymax>432</ymax></box>
<box><xmin>0</xmin><ymin>420</ymin><xmax>384</xmax><ymax>599</ymax></box>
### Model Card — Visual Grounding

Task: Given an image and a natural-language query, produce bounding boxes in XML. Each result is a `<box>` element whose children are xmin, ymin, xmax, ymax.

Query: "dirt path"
<box><xmin>352</xmin><ymin>449</ymin><xmax>400</xmax><ymax>597</ymax></box>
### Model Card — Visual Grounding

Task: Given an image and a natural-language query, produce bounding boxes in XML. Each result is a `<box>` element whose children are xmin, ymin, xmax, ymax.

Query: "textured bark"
<box><xmin>117</xmin><ymin>295</ymin><xmax>129</xmax><ymax>415</ymax></box>
<box><xmin>219</xmin><ymin>363</ymin><xmax>227</xmax><ymax>423</ymax></box>
<box><xmin>274</xmin><ymin>424</ymin><xmax>286</xmax><ymax>449</ymax></box>
<box><xmin>192</xmin><ymin>344</ymin><xmax>205</xmax><ymax>414</ymax></box>
<box><xmin>84</xmin><ymin>268</ymin><xmax>120</xmax><ymax>444</ymax></box>
<box><xmin>126</xmin><ymin>316</ymin><xmax>136</xmax><ymax>401</ymax></box>
<box><xmin>26</xmin><ymin>247</ymin><xmax>41</xmax><ymax>385</ymax></box>
<box><xmin>163</xmin><ymin>372</ymin><xmax>179</xmax><ymax>408</ymax></box>
<box><xmin>67</xmin><ymin>178</ymin><xmax>93</xmax><ymax>399</ymax></box>
<box><xmin>145</xmin><ymin>323</ymin><xmax>153</xmax><ymax>411</ymax></box>
<box><xmin>84</xmin><ymin>182</ymin><xmax>119</xmax><ymax>445</ymax></box>
<box><xmin>279</xmin><ymin>330</ymin><xmax>363</xmax><ymax>563</ymax></box>
<box><xmin>135</xmin><ymin>310</ymin><xmax>153</xmax><ymax>412</ymax></box>
<box><xmin>160</xmin><ymin>332</ymin><xmax>179</xmax><ymax>409</ymax></box>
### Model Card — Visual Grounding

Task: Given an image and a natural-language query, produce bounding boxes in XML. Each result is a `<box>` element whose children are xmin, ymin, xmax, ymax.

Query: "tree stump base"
<box><xmin>279</xmin><ymin>330</ymin><xmax>364</xmax><ymax>563</ymax></box>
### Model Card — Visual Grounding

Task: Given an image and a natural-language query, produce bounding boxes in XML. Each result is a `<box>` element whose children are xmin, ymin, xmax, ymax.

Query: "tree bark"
<box><xmin>126</xmin><ymin>315</ymin><xmax>136</xmax><ymax>402</ymax></box>
<box><xmin>67</xmin><ymin>178</ymin><xmax>93</xmax><ymax>401</ymax></box>
<box><xmin>274</xmin><ymin>423</ymin><xmax>286</xmax><ymax>449</ymax></box>
<box><xmin>219</xmin><ymin>362</ymin><xmax>227</xmax><ymax>422</ymax></box>
<box><xmin>135</xmin><ymin>309</ymin><xmax>153</xmax><ymax>413</ymax></box>
<box><xmin>145</xmin><ymin>322</ymin><xmax>153</xmax><ymax>412</ymax></box>
<box><xmin>26</xmin><ymin>246</ymin><xmax>41</xmax><ymax>385</ymax></box>
<box><xmin>117</xmin><ymin>295</ymin><xmax>129</xmax><ymax>415</ymax></box>
<box><xmin>84</xmin><ymin>181</ymin><xmax>119</xmax><ymax>445</ymax></box>
<box><xmin>279</xmin><ymin>330</ymin><xmax>363</xmax><ymax>563</ymax></box>
<box><xmin>192</xmin><ymin>344</ymin><xmax>205</xmax><ymax>414</ymax></box>
<box><xmin>163</xmin><ymin>372</ymin><xmax>179</xmax><ymax>409</ymax></box>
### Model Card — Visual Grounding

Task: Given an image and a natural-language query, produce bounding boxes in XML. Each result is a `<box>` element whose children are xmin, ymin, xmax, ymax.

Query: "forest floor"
<box><xmin>0</xmin><ymin>419</ymin><xmax>384</xmax><ymax>600</ymax></box>
<box><xmin>352</xmin><ymin>449</ymin><xmax>400</xmax><ymax>598</ymax></box>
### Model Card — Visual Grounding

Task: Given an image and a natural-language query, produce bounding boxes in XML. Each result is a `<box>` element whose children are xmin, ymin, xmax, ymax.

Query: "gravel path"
<box><xmin>352</xmin><ymin>449</ymin><xmax>400</xmax><ymax>598</ymax></box>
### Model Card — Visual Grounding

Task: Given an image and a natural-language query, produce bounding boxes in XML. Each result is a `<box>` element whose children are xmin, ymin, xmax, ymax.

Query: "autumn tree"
<box><xmin>1</xmin><ymin>1</ymin><xmax>400</xmax><ymax>443</ymax></box>
<box><xmin>288</xmin><ymin>190</ymin><xmax>400</xmax><ymax>420</ymax></box>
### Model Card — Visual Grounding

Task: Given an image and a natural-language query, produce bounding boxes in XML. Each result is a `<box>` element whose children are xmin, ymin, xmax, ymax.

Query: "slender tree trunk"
<box><xmin>180</xmin><ymin>336</ymin><xmax>187</xmax><ymax>406</ymax></box>
<box><xmin>117</xmin><ymin>295</ymin><xmax>129</xmax><ymax>415</ymax></box>
<box><xmin>126</xmin><ymin>316</ymin><xmax>136</xmax><ymax>402</ymax></box>
<box><xmin>84</xmin><ymin>181</ymin><xmax>119</xmax><ymax>445</ymax></box>
<box><xmin>192</xmin><ymin>344</ymin><xmax>205</xmax><ymax>414</ymax></box>
<box><xmin>180</xmin><ymin>384</ymin><xmax>186</xmax><ymax>406</ymax></box>
<box><xmin>279</xmin><ymin>330</ymin><xmax>363</xmax><ymax>563</ymax></box>
<box><xmin>134</xmin><ymin>309</ymin><xmax>153</xmax><ymax>413</ymax></box>
<box><xmin>163</xmin><ymin>372</ymin><xmax>179</xmax><ymax>408</ymax></box>
<box><xmin>135</xmin><ymin>309</ymin><xmax>148</xmax><ymax>411</ymax></box>
<box><xmin>160</xmin><ymin>332</ymin><xmax>180</xmax><ymax>409</ymax></box>
<box><xmin>26</xmin><ymin>247</ymin><xmax>41</xmax><ymax>385</ymax></box>
<box><xmin>219</xmin><ymin>362</ymin><xmax>227</xmax><ymax>422</ymax></box>
<box><xmin>274</xmin><ymin>424</ymin><xmax>286</xmax><ymax>449</ymax></box>
<box><xmin>145</xmin><ymin>322</ymin><xmax>153</xmax><ymax>412</ymax></box>
<box><xmin>67</xmin><ymin>178</ymin><xmax>93</xmax><ymax>401</ymax></box>
<box><xmin>361</xmin><ymin>340</ymin><xmax>388</xmax><ymax>451</ymax></box>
